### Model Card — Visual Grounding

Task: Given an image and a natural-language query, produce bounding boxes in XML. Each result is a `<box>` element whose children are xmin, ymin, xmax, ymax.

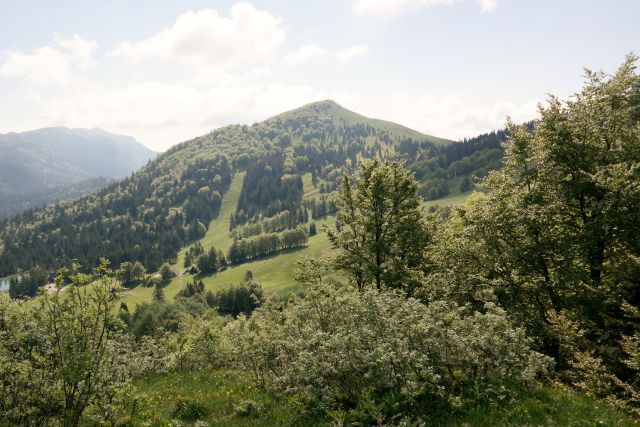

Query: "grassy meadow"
<box><xmin>135</xmin><ymin>369</ymin><xmax>639</xmax><ymax>426</ymax></box>
<box><xmin>121</xmin><ymin>170</ymin><xmax>473</xmax><ymax>308</ymax></box>
<box><xmin>121</xmin><ymin>172</ymin><xmax>335</xmax><ymax>307</ymax></box>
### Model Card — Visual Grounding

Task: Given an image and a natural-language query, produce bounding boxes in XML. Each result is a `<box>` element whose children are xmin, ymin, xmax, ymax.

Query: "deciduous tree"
<box><xmin>327</xmin><ymin>159</ymin><xmax>432</xmax><ymax>294</ymax></box>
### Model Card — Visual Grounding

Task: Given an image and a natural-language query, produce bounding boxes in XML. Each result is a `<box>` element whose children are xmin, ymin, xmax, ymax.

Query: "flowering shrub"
<box><xmin>0</xmin><ymin>263</ymin><xmax>136</xmax><ymax>426</ymax></box>
<box><xmin>224</xmin><ymin>283</ymin><xmax>551</xmax><ymax>414</ymax></box>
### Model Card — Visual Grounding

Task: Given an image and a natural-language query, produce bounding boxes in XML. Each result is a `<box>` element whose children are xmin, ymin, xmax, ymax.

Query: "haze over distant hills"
<box><xmin>0</xmin><ymin>127</ymin><xmax>156</xmax><ymax>218</ymax></box>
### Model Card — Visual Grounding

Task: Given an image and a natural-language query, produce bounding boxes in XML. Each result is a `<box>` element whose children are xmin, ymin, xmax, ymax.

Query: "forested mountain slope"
<box><xmin>0</xmin><ymin>127</ymin><xmax>156</xmax><ymax>218</ymax></box>
<box><xmin>0</xmin><ymin>101</ymin><xmax>508</xmax><ymax>277</ymax></box>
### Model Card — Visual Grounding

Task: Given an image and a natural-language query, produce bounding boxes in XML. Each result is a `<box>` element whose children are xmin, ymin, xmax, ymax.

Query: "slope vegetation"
<box><xmin>0</xmin><ymin>101</ymin><xmax>508</xmax><ymax>284</ymax></box>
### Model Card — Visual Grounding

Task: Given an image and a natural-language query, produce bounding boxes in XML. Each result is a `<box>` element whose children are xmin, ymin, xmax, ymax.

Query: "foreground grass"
<box><xmin>448</xmin><ymin>387</ymin><xmax>638</xmax><ymax>426</ymax></box>
<box><xmin>135</xmin><ymin>369</ymin><xmax>322</xmax><ymax>426</ymax></box>
<box><xmin>135</xmin><ymin>369</ymin><xmax>638</xmax><ymax>426</ymax></box>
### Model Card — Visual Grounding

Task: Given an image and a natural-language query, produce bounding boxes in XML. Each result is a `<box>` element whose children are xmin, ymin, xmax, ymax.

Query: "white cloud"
<box><xmin>0</xmin><ymin>34</ymin><xmax>96</xmax><ymax>86</ymax></box>
<box><xmin>0</xmin><ymin>2</ymin><xmax>520</xmax><ymax>152</ymax></box>
<box><xmin>334</xmin><ymin>45</ymin><xmax>369</xmax><ymax>62</ymax></box>
<box><xmin>110</xmin><ymin>3</ymin><xmax>284</xmax><ymax>69</ymax></box>
<box><xmin>478</xmin><ymin>0</ymin><xmax>497</xmax><ymax>12</ymax></box>
<box><xmin>40</xmin><ymin>79</ymin><xmax>339</xmax><ymax>149</ymax></box>
<box><xmin>0</xmin><ymin>3</ymin><xmax>305</xmax><ymax>150</ymax></box>
<box><xmin>352</xmin><ymin>0</ymin><xmax>496</xmax><ymax>18</ymax></box>
<box><xmin>284</xmin><ymin>44</ymin><xmax>330</xmax><ymax>66</ymax></box>
<box><xmin>284</xmin><ymin>43</ymin><xmax>368</xmax><ymax>66</ymax></box>
<box><xmin>192</xmin><ymin>65</ymin><xmax>271</xmax><ymax>86</ymax></box>
<box><xmin>53</xmin><ymin>34</ymin><xmax>98</xmax><ymax>69</ymax></box>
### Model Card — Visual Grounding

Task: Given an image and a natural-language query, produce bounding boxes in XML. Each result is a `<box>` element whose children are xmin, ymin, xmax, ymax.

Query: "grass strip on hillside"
<box><xmin>122</xmin><ymin>189</ymin><xmax>474</xmax><ymax>308</ymax></box>
<box><xmin>174</xmin><ymin>171</ymin><xmax>246</xmax><ymax>269</ymax></box>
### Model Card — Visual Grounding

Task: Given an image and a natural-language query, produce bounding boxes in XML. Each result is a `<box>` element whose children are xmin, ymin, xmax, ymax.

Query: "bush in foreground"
<box><xmin>0</xmin><ymin>261</ymin><xmax>135</xmax><ymax>426</ymax></box>
<box><xmin>224</xmin><ymin>283</ymin><xmax>552</xmax><ymax>422</ymax></box>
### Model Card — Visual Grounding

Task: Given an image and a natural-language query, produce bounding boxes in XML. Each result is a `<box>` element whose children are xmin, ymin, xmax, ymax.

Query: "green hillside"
<box><xmin>120</xmin><ymin>162</ymin><xmax>473</xmax><ymax>309</ymax></box>
<box><xmin>123</xmin><ymin>170</ymin><xmax>336</xmax><ymax>307</ymax></box>
<box><xmin>0</xmin><ymin>100</ymin><xmax>507</xmax><ymax>300</ymax></box>
<box><xmin>119</xmin><ymin>153</ymin><xmax>471</xmax><ymax>308</ymax></box>
<box><xmin>121</xmin><ymin>188</ymin><xmax>470</xmax><ymax>308</ymax></box>
<box><xmin>173</xmin><ymin>171</ymin><xmax>246</xmax><ymax>269</ymax></box>
<box><xmin>122</xmin><ymin>217</ymin><xmax>334</xmax><ymax>307</ymax></box>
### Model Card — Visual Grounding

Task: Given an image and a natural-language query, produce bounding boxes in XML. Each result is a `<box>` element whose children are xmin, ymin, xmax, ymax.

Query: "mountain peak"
<box><xmin>269</xmin><ymin>99</ymin><xmax>344</xmax><ymax>119</ymax></box>
<box><xmin>268</xmin><ymin>100</ymin><xmax>450</xmax><ymax>145</ymax></box>
<box><xmin>302</xmin><ymin>99</ymin><xmax>341</xmax><ymax>110</ymax></box>
<box><xmin>305</xmin><ymin>99</ymin><xmax>340</xmax><ymax>107</ymax></box>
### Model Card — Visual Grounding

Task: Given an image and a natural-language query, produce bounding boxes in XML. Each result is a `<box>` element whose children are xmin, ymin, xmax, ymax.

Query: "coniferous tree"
<box><xmin>158</xmin><ymin>263</ymin><xmax>175</xmax><ymax>282</ymax></box>
<box><xmin>152</xmin><ymin>283</ymin><xmax>166</xmax><ymax>302</ymax></box>
<box><xmin>244</xmin><ymin>270</ymin><xmax>254</xmax><ymax>282</ymax></box>
<box><xmin>196</xmin><ymin>247</ymin><xmax>220</xmax><ymax>274</ymax></box>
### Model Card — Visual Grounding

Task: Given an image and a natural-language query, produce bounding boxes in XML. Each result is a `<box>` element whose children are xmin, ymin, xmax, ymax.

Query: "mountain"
<box><xmin>0</xmin><ymin>127</ymin><xmax>156</xmax><ymax>218</ymax></box>
<box><xmin>0</xmin><ymin>100</ymin><xmax>506</xmax><ymax>281</ymax></box>
<box><xmin>268</xmin><ymin>99</ymin><xmax>450</xmax><ymax>145</ymax></box>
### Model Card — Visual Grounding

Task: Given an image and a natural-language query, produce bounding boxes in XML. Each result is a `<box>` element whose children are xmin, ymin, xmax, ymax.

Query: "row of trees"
<box><xmin>227</xmin><ymin>227</ymin><xmax>309</xmax><ymax>264</ymax></box>
<box><xmin>195</xmin><ymin>246</ymin><xmax>228</xmax><ymax>274</ymax></box>
<box><xmin>229</xmin><ymin>207</ymin><xmax>309</xmax><ymax>240</ymax></box>
<box><xmin>303</xmin><ymin>194</ymin><xmax>336</xmax><ymax>219</ymax></box>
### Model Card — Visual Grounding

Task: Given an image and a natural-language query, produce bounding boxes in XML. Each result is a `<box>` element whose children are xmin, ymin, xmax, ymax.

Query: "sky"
<box><xmin>0</xmin><ymin>1</ymin><xmax>638</xmax><ymax>151</ymax></box>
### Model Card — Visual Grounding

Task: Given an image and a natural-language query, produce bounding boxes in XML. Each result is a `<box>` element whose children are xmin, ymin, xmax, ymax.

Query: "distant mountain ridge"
<box><xmin>0</xmin><ymin>127</ymin><xmax>156</xmax><ymax>218</ymax></box>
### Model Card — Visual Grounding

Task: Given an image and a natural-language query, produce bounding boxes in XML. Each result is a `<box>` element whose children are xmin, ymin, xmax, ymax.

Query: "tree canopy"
<box><xmin>327</xmin><ymin>159</ymin><xmax>432</xmax><ymax>294</ymax></box>
<box><xmin>427</xmin><ymin>54</ymin><xmax>640</xmax><ymax>410</ymax></box>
